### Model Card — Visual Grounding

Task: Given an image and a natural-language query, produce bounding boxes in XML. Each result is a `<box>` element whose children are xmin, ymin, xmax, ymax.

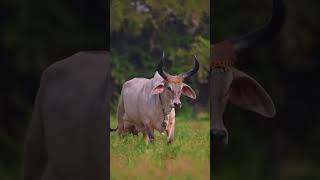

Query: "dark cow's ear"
<box><xmin>151</xmin><ymin>83</ymin><xmax>165</xmax><ymax>94</ymax></box>
<box><xmin>229</xmin><ymin>68</ymin><xmax>276</xmax><ymax>118</ymax></box>
<box><xmin>182</xmin><ymin>83</ymin><xmax>196</xmax><ymax>99</ymax></box>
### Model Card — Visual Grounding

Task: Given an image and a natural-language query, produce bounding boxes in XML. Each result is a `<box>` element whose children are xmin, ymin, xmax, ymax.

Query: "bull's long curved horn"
<box><xmin>230</xmin><ymin>0</ymin><xmax>285</xmax><ymax>53</ymax></box>
<box><xmin>157</xmin><ymin>52</ymin><xmax>169</xmax><ymax>80</ymax></box>
<box><xmin>182</xmin><ymin>55</ymin><xmax>199</xmax><ymax>79</ymax></box>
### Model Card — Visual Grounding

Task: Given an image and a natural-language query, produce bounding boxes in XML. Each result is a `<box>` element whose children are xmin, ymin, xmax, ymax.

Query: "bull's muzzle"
<box><xmin>173</xmin><ymin>102</ymin><xmax>181</xmax><ymax>109</ymax></box>
<box><xmin>211</xmin><ymin>128</ymin><xmax>228</xmax><ymax>145</ymax></box>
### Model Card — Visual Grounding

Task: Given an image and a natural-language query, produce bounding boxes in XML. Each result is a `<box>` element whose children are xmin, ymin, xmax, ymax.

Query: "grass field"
<box><xmin>110</xmin><ymin>111</ymin><xmax>210</xmax><ymax>180</ymax></box>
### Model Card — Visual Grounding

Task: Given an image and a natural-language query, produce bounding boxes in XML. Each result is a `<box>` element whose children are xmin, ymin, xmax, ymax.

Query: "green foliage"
<box><xmin>190</xmin><ymin>36</ymin><xmax>210</xmax><ymax>83</ymax></box>
<box><xmin>111</xmin><ymin>0</ymin><xmax>209</xmax><ymax>34</ymax></box>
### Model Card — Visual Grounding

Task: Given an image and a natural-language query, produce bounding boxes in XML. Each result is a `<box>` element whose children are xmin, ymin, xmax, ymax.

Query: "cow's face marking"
<box><xmin>164</xmin><ymin>82</ymin><xmax>182</xmax><ymax>109</ymax></box>
<box><xmin>162</xmin><ymin>81</ymin><xmax>196</xmax><ymax>109</ymax></box>
<box><xmin>152</xmin><ymin>75</ymin><xmax>196</xmax><ymax>110</ymax></box>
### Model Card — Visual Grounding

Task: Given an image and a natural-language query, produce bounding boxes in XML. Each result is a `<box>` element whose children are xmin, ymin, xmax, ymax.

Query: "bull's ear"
<box><xmin>229</xmin><ymin>68</ymin><xmax>276</xmax><ymax>118</ymax></box>
<box><xmin>151</xmin><ymin>83</ymin><xmax>164</xmax><ymax>94</ymax></box>
<box><xmin>182</xmin><ymin>83</ymin><xmax>196</xmax><ymax>99</ymax></box>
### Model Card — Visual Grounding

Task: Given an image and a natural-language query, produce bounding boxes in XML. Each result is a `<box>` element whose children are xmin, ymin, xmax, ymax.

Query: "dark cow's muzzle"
<box><xmin>211</xmin><ymin>128</ymin><xmax>228</xmax><ymax>146</ymax></box>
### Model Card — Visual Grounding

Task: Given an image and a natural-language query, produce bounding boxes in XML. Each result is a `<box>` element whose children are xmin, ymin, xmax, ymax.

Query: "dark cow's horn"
<box><xmin>182</xmin><ymin>55</ymin><xmax>199</xmax><ymax>79</ymax></box>
<box><xmin>230</xmin><ymin>0</ymin><xmax>285</xmax><ymax>53</ymax></box>
<box><xmin>157</xmin><ymin>52</ymin><xmax>168</xmax><ymax>80</ymax></box>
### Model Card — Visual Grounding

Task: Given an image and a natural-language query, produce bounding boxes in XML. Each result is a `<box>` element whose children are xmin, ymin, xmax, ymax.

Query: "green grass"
<box><xmin>110</xmin><ymin>111</ymin><xmax>210</xmax><ymax>180</ymax></box>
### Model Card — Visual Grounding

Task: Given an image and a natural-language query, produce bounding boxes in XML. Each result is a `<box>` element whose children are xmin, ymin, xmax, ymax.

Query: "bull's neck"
<box><xmin>158</xmin><ymin>94</ymin><xmax>166</xmax><ymax>116</ymax></box>
<box><xmin>211</xmin><ymin>40</ymin><xmax>237</xmax><ymax>71</ymax></box>
<box><xmin>157</xmin><ymin>93</ymin><xmax>171</xmax><ymax>115</ymax></box>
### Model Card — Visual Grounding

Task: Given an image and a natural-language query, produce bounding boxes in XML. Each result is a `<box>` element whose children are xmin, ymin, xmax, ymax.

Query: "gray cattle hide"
<box><xmin>23</xmin><ymin>51</ymin><xmax>110</xmax><ymax>180</ymax></box>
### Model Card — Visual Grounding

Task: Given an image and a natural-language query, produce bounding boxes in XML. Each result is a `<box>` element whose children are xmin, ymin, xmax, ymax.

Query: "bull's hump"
<box><xmin>123</xmin><ymin>78</ymin><xmax>149</xmax><ymax>87</ymax></box>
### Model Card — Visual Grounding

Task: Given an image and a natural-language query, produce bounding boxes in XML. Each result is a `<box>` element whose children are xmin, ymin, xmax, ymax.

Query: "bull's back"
<box><xmin>42</xmin><ymin>51</ymin><xmax>109</xmax><ymax>179</ymax></box>
<box><xmin>121</xmin><ymin>78</ymin><xmax>149</xmax><ymax>121</ymax></box>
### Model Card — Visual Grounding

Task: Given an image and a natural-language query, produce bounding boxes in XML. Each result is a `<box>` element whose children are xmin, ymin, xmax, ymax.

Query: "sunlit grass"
<box><xmin>110</xmin><ymin>112</ymin><xmax>210</xmax><ymax>180</ymax></box>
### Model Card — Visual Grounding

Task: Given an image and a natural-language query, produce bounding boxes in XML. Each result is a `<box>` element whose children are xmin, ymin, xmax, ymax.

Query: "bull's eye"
<box><xmin>167</xmin><ymin>86</ymin><xmax>172</xmax><ymax>91</ymax></box>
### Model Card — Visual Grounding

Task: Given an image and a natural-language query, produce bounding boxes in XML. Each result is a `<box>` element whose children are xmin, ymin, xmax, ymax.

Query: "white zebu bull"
<box><xmin>111</xmin><ymin>54</ymin><xmax>199</xmax><ymax>143</ymax></box>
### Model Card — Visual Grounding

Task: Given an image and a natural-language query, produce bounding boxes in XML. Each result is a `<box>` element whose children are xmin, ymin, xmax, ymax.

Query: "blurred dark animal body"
<box><xmin>210</xmin><ymin>0</ymin><xmax>285</xmax><ymax>145</ymax></box>
<box><xmin>111</xmin><ymin>54</ymin><xmax>199</xmax><ymax>143</ymax></box>
<box><xmin>23</xmin><ymin>51</ymin><xmax>110</xmax><ymax>180</ymax></box>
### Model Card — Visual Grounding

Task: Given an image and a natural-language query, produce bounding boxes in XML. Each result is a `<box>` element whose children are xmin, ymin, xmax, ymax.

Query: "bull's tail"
<box><xmin>110</xmin><ymin>127</ymin><xmax>118</xmax><ymax>132</ymax></box>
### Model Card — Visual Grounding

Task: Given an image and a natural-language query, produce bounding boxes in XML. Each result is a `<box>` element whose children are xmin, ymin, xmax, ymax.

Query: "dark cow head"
<box><xmin>210</xmin><ymin>0</ymin><xmax>285</xmax><ymax>145</ymax></box>
<box><xmin>152</xmin><ymin>53</ymin><xmax>199</xmax><ymax>109</ymax></box>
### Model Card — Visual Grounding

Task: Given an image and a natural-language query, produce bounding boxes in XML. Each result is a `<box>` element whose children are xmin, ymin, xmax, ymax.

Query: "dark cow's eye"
<box><xmin>167</xmin><ymin>86</ymin><xmax>172</xmax><ymax>91</ymax></box>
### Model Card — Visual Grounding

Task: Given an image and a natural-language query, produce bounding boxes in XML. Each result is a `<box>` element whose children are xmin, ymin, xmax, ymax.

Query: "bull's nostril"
<box><xmin>174</xmin><ymin>103</ymin><xmax>181</xmax><ymax>108</ymax></box>
<box><xmin>211</xmin><ymin>129</ymin><xmax>227</xmax><ymax>141</ymax></box>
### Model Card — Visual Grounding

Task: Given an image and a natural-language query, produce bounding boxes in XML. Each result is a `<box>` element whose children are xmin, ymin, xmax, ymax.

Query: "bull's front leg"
<box><xmin>166</xmin><ymin>112</ymin><xmax>176</xmax><ymax>144</ymax></box>
<box><xmin>144</xmin><ymin>123</ymin><xmax>155</xmax><ymax>143</ymax></box>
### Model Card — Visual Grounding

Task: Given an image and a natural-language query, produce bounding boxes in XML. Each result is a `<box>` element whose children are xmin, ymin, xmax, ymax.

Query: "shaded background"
<box><xmin>0</xmin><ymin>0</ymin><xmax>107</xmax><ymax>179</ymax></box>
<box><xmin>0</xmin><ymin>0</ymin><xmax>319</xmax><ymax>179</ymax></box>
<box><xmin>213</xmin><ymin>0</ymin><xmax>320</xmax><ymax>179</ymax></box>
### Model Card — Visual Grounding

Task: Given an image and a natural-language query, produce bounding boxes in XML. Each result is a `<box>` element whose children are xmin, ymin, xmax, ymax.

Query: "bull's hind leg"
<box><xmin>124</xmin><ymin>122</ymin><xmax>139</xmax><ymax>136</ymax></box>
<box><xmin>142</xmin><ymin>132</ymin><xmax>147</xmax><ymax>141</ymax></box>
<box><xmin>129</xmin><ymin>125</ymin><xmax>139</xmax><ymax>136</ymax></box>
